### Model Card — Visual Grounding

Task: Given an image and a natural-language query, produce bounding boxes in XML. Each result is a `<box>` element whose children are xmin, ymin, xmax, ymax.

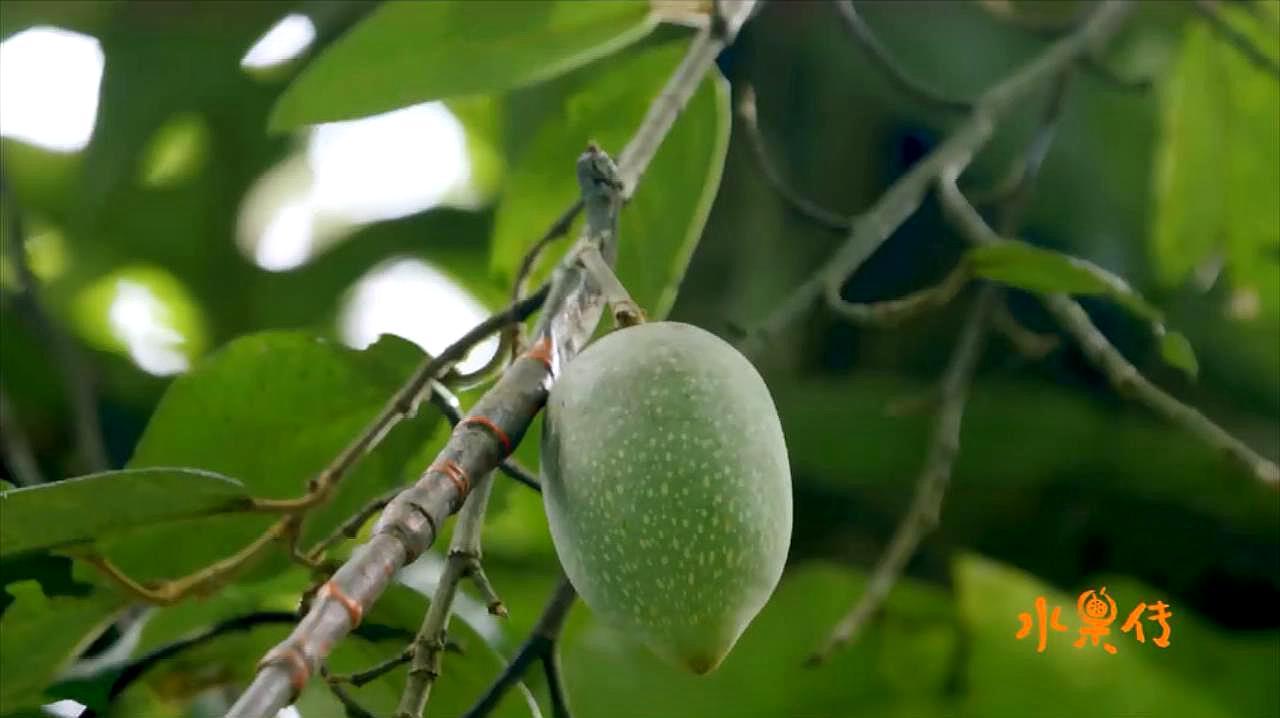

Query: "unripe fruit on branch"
<box><xmin>542</xmin><ymin>321</ymin><xmax>792</xmax><ymax>674</ymax></box>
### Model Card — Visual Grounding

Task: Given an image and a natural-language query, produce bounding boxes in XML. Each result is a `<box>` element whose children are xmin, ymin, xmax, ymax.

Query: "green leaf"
<box><xmin>105</xmin><ymin>332</ymin><xmax>442</xmax><ymax>582</ymax></box>
<box><xmin>1095</xmin><ymin>575</ymin><xmax>1280</xmax><ymax>718</ymax></box>
<box><xmin>269</xmin><ymin>0</ymin><xmax>656</xmax><ymax>130</ymax></box>
<box><xmin>1151</xmin><ymin>21</ymin><xmax>1280</xmax><ymax>320</ymax></box>
<box><xmin>0</xmin><ymin>469</ymin><xmax>248</xmax><ymax>557</ymax></box>
<box><xmin>490</xmin><ymin>38</ymin><xmax>731</xmax><ymax>319</ymax></box>
<box><xmin>968</xmin><ymin>240</ymin><xmax>1162</xmax><ymax>322</ymax></box>
<box><xmin>1158</xmin><ymin>329</ymin><xmax>1199</xmax><ymax>379</ymax></box>
<box><xmin>954</xmin><ymin>554</ymin><xmax>1237</xmax><ymax>718</ymax></box>
<box><xmin>0</xmin><ymin>582</ymin><xmax>123</xmax><ymax>713</ymax></box>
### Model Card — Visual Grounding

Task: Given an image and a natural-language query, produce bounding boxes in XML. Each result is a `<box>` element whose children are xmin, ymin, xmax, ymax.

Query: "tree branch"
<box><xmin>936</xmin><ymin>174</ymin><xmax>1280</xmax><ymax>487</ymax></box>
<box><xmin>834</xmin><ymin>0</ymin><xmax>973</xmax><ymax>113</ymax></box>
<box><xmin>321</xmin><ymin>666</ymin><xmax>380</xmax><ymax>718</ymax></box>
<box><xmin>812</xmin><ymin>59</ymin><xmax>1074</xmax><ymax>663</ymax></box>
<box><xmin>736</xmin><ymin>85</ymin><xmax>852</xmax><ymax>233</ymax></box>
<box><xmin>1193</xmin><ymin>0</ymin><xmax>1280</xmax><ymax>79</ymax></box>
<box><xmin>737</xmin><ymin>0</ymin><xmax>1132</xmax><ymax>357</ymax></box>
<box><xmin>810</xmin><ymin>287</ymin><xmax>996</xmax><ymax>663</ymax></box>
<box><xmin>224</xmin><ymin>8</ymin><xmax>760</xmax><ymax>710</ymax></box>
<box><xmin>461</xmin><ymin>576</ymin><xmax>577</xmax><ymax>718</ymax></box>
<box><xmin>327</xmin><ymin>647</ymin><xmax>415</xmax><ymax>688</ymax></box>
<box><xmin>0</xmin><ymin>166</ymin><xmax>109</xmax><ymax>474</ymax></box>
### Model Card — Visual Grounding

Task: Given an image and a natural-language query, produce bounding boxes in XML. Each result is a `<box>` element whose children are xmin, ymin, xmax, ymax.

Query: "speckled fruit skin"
<box><xmin>542</xmin><ymin>321</ymin><xmax>792</xmax><ymax>674</ymax></box>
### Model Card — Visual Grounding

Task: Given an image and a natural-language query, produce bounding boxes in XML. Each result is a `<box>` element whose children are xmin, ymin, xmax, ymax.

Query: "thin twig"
<box><xmin>977</xmin><ymin>0</ymin><xmax>1152</xmax><ymax>92</ymax></box>
<box><xmin>736</xmin><ymin>85</ymin><xmax>852</xmax><ymax>233</ymax></box>
<box><xmin>0</xmin><ymin>166</ymin><xmax>109</xmax><ymax>473</ymax></box>
<box><xmin>737</xmin><ymin>1</ymin><xmax>1133</xmax><ymax>357</ymax></box>
<box><xmin>825</xmin><ymin>261</ymin><xmax>972</xmax><ymax>327</ymax></box>
<box><xmin>1079</xmin><ymin>58</ymin><xmax>1152</xmax><ymax>93</ymax></box>
<box><xmin>991</xmin><ymin>302</ymin><xmax>1060</xmax><ymax>360</ymax></box>
<box><xmin>461</xmin><ymin>576</ymin><xmax>577</xmax><ymax>718</ymax></box>
<box><xmin>977</xmin><ymin>0</ymin><xmax>1092</xmax><ymax>36</ymax></box>
<box><xmin>1193</xmin><ymin>0</ymin><xmax>1280</xmax><ymax>79</ymax></box>
<box><xmin>936</xmin><ymin>174</ymin><xmax>1280</xmax><ymax>487</ymax></box>
<box><xmin>542</xmin><ymin>646</ymin><xmax>571</xmax><ymax>718</ymax></box>
<box><xmin>511</xmin><ymin>201</ymin><xmax>585</xmax><ymax>308</ymax></box>
<box><xmin>307</xmin><ymin>486</ymin><xmax>405</xmax><ymax>562</ymax></box>
<box><xmin>810</xmin><ymin>288</ymin><xmax>995</xmax><ymax>664</ymax></box>
<box><xmin>508</xmin><ymin>200</ymin><xmax>585</xmax><ymax>360</ymax></box>
<box><xmin>328</xmin><ymin>647</ymin><xmax>415</xmax><ymax>688</ymax></box>
<box><xmin>0</xmin><ymin>385</ymin><xmax>44</xmax><ymax>486</ymax></box>
<box><xmin>982</xmin><ymin>69</ymin><xmax>1072</xmax><ymax>229</ymax></box>
<box><xmin>322</xmin><ymin>667</ymin><xmax>380</xmax><ymax>718</ymax></box>
<box><xmin>833</xmin><ymin>0</ymin><xmax>973</xmax><ymax>113</ymax></box>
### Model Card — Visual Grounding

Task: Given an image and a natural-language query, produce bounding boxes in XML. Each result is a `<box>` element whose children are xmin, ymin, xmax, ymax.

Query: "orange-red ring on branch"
<box><xmin>318</xmin><ymin>580</ymin><xmax>363</xmax><ymax>629</ymax></box>
<box><xmin>259</xmin><ymin>645</ymin><xmax>309</xmax><ymax>697</ymax></box>
<box><xmin>523</xmin><ymin>335</ymin><xmax>553</xmax><ymax>371</ymax></box>
<box><xmin>461</xmin><ymin>415</ymin><xmax>512</xmax><ymax>454</ymax></box>
<box><xmin>430</xmin><ymin>459</ymin><xmax>470</xmax><ymax>497</ymax></box>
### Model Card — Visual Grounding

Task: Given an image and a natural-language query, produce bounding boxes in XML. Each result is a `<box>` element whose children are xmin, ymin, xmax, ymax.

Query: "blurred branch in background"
<box><xmin>738</xmin><ymin>0</ymin><xmax>1133</xmax><ymax>357</ymax></box>
<box><xmin>811</xmin><ymin>287</ymin><xmax>997</xmax><ymax>664</ymax></box>
<box><xmin>833</xmin><ymin>0</ymin><xmax>973</xmax><ymax>113</ymax></box>
<box><xmin>936</xmin><ymin>174</ymin><xmax>1280</xmax><ymax>487</ymax></box>
<box><xmin>1</xmin><ymin>165</ymin><xmax>110</xmax><ymax>473</ymax></box>
<box><xmin>0</xmin><ymin>384</ymin><xmax>44</xmax><ymax>485</ymax></box>
<box><xmin>736</xmin><ymin>86</ymin><xmax>851</xmax><ymax>234</ymax></box>
<box><xmin>1193</xmin><ymin>0</ymin><xmax>1280</xmax><ymax>79</ymax></box>
<box><xmin>811</xmin><ymin>64</ymin><xmax>1072</xmax><ymax>663</ymax></box>
<box><xmin>976</xmin><ymin>0</ymin><xmax>1151</xmax><ymax>92</ymax></box>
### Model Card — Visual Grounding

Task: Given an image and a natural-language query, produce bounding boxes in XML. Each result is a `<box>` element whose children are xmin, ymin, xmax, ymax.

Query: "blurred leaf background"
<box><xmin>0</xmin><ymin>1</ymin><xmax>1276</xmax><ymax>717</ymax></box>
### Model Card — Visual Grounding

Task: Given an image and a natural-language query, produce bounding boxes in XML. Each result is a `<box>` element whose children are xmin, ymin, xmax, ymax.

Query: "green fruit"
<box><xmin>542</xmin><ymin>321</ymin><xmax>792</xmax><ymax>674</ymax></box>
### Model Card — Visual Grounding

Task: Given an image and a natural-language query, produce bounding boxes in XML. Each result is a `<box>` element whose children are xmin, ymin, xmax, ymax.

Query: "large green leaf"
<box><xmin>1151</xmin><ymin>19</ymin><xmax>1280</xmax><ymax>320</ymax></box>
<box><xmin>0</xmin><ymin>469</ymin><xmax>247</xmax><ymax>557</ymax></box>
<box><xmin>554</xmin><ymin>563</ymin><xmax>956</xmax><ymax>718</ymax></box>
<box><xmin>954</xmin><ymin>554</ymin><xmax>1240</xmax><ymax>718</ymax></box>
<box><xmin>490</xmin><ymin>39</ymin><xmax>731</xmax><ymax>319</ymax></box>
<box><xmin>102</xmin><ymin>332</ymin><xmax>442</xmax><ymax>582</ymax></box>
<box><xmin>269</xmin><ymin>0</ymin><xmax>657</xmax><ymax>130</ymax></box>
<box><xmin>0</xmin><ymin>582</ymin><xmax>123</xmax><ymax>713</ymax></box>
